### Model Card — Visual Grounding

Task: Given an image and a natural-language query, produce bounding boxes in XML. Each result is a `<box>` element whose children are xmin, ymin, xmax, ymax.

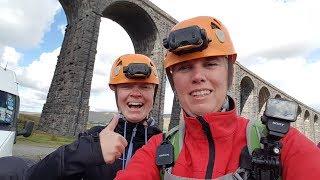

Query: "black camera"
<box><xmin>163</xmin><ymin>25</ymin><xmax>210</xmax><ymax>55</ymax></box>
<box><xmin>123</xmin><ymin>63</ymin><xmax>151</xmax><ymax>79</ymax></box>
<box><xmin>262</xmin><ymin>98</ymin><xmax>298</xmax><ymax>138</ymax></box>
<box><xmin>251</xmin><ymin>98</ymin><xmax>298</xmax><ymax>179</ymax></box>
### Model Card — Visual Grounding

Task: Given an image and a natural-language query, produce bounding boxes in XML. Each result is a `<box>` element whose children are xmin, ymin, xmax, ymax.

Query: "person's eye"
<box><xmin>205</xmin><ymin>61</ymin><xmax>218</xmax><ymax>67</ymax></box>
<box><xmin>119</xmin><ymin>85</ymin><xmax>131</xmax><ymax>89</ymax></box>
<box><xmin>138</xmin><ymin>84</ymin><xmax>152</xmax><ymax>90</ymax></box>
<box><xmin>142</xmin><ymin>85</ymin><xmax>151</xmax><ymax>89</ymax></box>
<box><xmin>176</xmin><ymin>64</ymin><xmax>191</xmax><ymax>72</ymax></box>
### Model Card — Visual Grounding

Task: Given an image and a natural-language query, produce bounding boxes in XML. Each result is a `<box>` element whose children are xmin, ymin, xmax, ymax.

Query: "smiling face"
<box><xmin>115</xmin><ymin>82</ymin><xmax>155</xmax><ymax>123</ymax></box>
<box><xmin>171</xmin><ymin>56</ymin><xmax>229</xmax><ymax>116</ymax></box>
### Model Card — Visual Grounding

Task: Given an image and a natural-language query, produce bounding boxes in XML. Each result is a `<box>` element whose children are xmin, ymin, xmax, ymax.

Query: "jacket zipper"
<box><xmin>197</xmin><ymin>116</ymin><xmax>215</xmax><ymax>179</ymax></box>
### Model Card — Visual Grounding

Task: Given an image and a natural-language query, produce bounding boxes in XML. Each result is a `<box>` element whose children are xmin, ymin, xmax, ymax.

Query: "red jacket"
<box><xmin>116</xmin><ymin>106</ymin><xmax>320</xmax><ymax>179</ymax></box>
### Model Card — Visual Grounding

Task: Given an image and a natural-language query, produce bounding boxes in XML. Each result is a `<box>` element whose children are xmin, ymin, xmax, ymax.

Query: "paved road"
<box><xmin>13</xmin><ymin>143</ymin><xmax>57</xmax><ymax>161</ymax></box>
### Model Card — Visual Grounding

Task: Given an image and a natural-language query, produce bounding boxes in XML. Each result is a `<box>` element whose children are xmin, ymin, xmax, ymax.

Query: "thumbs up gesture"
<box><xmin>99</xmin><ymin>114</ymin><xmax>128</xmax><ymax>164</ymax></box>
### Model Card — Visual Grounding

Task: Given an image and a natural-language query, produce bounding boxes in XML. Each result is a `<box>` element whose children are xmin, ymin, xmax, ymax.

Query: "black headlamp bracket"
<box><xmin>123</xmin><ymin>63</ymin><xmax>151</xmax><ymax>79</ymax></box>
<box><xmin>163</xmin><ymin>25</ymin><xmax>210</xmax><ymax>55</ymax></box>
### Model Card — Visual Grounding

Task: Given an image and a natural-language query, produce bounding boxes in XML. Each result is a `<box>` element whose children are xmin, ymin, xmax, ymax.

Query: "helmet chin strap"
<box><xmin>220</xmin><ymin>96</ymin><xmax>230</xmax><ymax>112</ymax></box>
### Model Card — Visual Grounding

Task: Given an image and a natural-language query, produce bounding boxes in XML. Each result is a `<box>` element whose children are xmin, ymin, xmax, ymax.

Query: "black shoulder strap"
<box><xmin>239</xmin><ymin>146</ymin><xmax>252</xmax><ymax>171</ymax></box>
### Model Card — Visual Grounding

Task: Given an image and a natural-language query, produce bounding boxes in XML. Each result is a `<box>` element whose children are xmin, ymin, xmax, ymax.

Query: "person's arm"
<box><xmin>25</xmin><ymin>115</ymin><xmax>127</xmax><ymax>180</ymax></box>
<box><xmin>25</xmin><ymin>127</ymin><xmax>105</xmax><ymax>180</ymax></box>
<box><xmin>115</xmin><ymin>133</ymin><xmax>163</xmax><ymax>180</ymax></box>
<box><xmin>281</xmin><ymin>128</ymin><xmax>320</xmax><ymax>180</ymax></box>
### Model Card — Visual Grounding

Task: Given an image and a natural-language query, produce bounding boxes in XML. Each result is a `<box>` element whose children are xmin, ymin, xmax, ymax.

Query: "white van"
<box><xmin>0</xmin><ymin>67</ymin><xmax>33</xmax><ymax>157</ymax></box>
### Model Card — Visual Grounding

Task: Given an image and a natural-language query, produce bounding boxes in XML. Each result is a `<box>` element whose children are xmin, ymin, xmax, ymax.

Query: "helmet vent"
<box><xmin>211</xmin><ymin>22</ymin><xmax>221</xmax><ymax>30</ymax></box>
<box><xmin>116</xmin><ymin>60</ymin><xmax>122</xmax><ymax>66</ymax></box>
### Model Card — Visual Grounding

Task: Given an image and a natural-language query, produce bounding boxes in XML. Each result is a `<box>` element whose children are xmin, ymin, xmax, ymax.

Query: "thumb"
<box><xmin>105</xmin><ymin>115</ymin><xmax>119</xmax><ymax>131</ymax></box>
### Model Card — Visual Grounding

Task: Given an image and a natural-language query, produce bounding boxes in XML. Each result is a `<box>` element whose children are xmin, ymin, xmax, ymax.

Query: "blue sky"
<box><xmin>17</xmin><ymin>9</ymin><xmax>66</xmax><ymax>67</ymax></box>
<box><xmin>0</xmin><ymin>0</ymin><xmax>319</xmax><ymax>114</ymax></box>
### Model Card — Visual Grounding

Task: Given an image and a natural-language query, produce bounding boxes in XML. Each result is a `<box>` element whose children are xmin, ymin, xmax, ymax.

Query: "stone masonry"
<box><xmin>39</xmin><ymin>0</ymin><xmax>320</xmax><ymax>143</ymax></box>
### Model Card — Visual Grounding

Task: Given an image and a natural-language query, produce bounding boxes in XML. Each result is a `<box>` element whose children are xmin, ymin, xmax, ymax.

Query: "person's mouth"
<box><xmin>189</xmin><ymin>89</ymin><xmax>212</xmax><ymax>97</ymax></box>
<box><xmin>127</xmin><ymin>102</ymin><xmax>144</xmax><ymax>109</ymax></box>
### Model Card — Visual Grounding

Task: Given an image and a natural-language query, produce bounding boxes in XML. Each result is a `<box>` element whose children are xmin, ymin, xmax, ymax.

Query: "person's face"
<box><xmin>171</xmin><ymin>56</ymin><xmax>229</xmax><ymax>116</ymax></box>
<box><xmin>116</xmin><ymin>83</ymin><xmax>155</xmax><ymax>123</ymax></box>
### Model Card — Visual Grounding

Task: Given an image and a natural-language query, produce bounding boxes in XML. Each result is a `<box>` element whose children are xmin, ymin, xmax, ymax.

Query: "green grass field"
<box><xmin>16</xmin><ymin>131</ymin><xmax>75</xmax><ymax>148</ymax></box>
<box><xmin>16</xmin><ymin>114</ymin><xmax>75</xmax><ymax>147</ymax></box>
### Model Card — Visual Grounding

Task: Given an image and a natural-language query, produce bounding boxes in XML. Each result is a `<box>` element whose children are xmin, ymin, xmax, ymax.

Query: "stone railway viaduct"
<box><xmin>38</xmin><ymin>0</ymin><xmax>320</xmax><ymax>144</ymax></box>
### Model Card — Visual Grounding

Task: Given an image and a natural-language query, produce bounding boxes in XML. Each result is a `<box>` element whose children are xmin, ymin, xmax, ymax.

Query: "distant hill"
<box><xmin>20</xmin><ymin>111</ymin><xmax>41</xmax><ymax>117</ymax></box>
<box><xmin>87</xmin><ymin>111</ymin><xmax>116</xmax><ymax>127</ymax></box>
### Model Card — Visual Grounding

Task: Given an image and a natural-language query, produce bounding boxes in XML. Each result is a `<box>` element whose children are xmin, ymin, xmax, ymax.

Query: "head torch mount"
<box><xmin>163</xmin><ymin>25</ymin><xmax>210</xmax><ymax>55</ymax></box>
<box><xmin>123</xmin><ymin>63</ymin><xmax>151</xmax><ymax>79</ymax></box>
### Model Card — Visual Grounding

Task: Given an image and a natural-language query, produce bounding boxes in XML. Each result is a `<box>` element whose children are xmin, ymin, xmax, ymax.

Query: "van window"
<box><xmin>0</xmin><ymin>90</ymin><xmax>16</xmax><ymax>124</ymax></box>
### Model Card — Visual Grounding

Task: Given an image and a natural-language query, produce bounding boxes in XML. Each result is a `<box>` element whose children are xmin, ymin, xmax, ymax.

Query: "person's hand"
<box><xmin>99</xmin><ymin>115</ymin><xmax>128</xmax><ymax>164</ymax></box>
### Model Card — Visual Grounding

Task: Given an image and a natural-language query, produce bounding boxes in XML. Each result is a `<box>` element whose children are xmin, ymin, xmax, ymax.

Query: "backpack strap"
<box><xmin>246</xmin><ymin>119</ymin><xmax>266</xmax><ymax>155</ymax></box>
<box><xmin>238</xmin><ymin>119</ymin><xmax>267</xmax><ymax>179</ymax></box>
<box><xmin>158</xmin><ymin>121</ymin><xmax>186</xmax><ymax>180</ymax></box>
<box><xmin>167</xmin><ymin>120</ymin><xmax>185</xmax><ymax>161</ymax></box>
<box><xmin>166</xmin><ymin>126</ymin><xmax>180</xmax><ymax>162</ymax></box>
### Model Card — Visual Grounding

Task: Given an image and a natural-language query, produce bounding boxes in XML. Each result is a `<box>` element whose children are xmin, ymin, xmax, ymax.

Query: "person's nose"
<box><xmin>130</xmin><ymin>86</ymin><xmax>142</xmax><ymax>97</ymax></box>
<box><xmin>191</xmin><ymin>65</ymin><xmax>206</xmax><ymax>84</ymax></box>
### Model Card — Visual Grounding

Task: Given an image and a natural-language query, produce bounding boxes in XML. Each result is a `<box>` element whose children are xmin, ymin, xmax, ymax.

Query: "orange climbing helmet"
<box><xmin>163</xmin><ymin>16</ymin><xmax>237</xmax><ymax>69</ymax></box>
<box><xmin>109</xmin><ymin>54</ymin><xmax>159</xmax><ymax>90</ymax></box>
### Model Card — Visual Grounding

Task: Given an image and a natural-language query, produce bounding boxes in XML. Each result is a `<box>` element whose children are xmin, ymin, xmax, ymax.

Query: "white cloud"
<box><xmin>150</xmin><ymin>0</ymin><xmax>320</xmax><ymax>60</ymax></box>
<box><xmin>58</xmin><ymin>24</ymin><xmax>66</xmax><ymax>36</ymax></box>
<box><xmin>16</xmin><ymin>47</ymin><xmax>60</xmax><ymax>92</ymax></box>
<box><xmin>4</xmin><ymin>47</ymin><xmax>60</xmax><ymax>113</ymax></box>
<box><xmin>0</xmin><ymin>46</ymin><xmax>21</xmax><ymax>68</ymax></box>
<box><xmin>0</xmin><ymin>0</ymin><xmax>61</xmax><ymax>48</ymax></box>
<box><xmin>18</xmin><ymin>86</ymin><xmax>47</xmax><ymax>112</ymax></box>
<box><xmin>248</xmin><ymin>56</ymin><xmax>320</xmax><ymax>107</ymax></box>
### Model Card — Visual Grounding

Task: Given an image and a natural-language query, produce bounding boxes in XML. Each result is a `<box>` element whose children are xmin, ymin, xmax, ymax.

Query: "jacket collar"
<box><xmin>183</xmin><ymin>97</ymin><xmax>237</xmax><ymax>140</ymax></box>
